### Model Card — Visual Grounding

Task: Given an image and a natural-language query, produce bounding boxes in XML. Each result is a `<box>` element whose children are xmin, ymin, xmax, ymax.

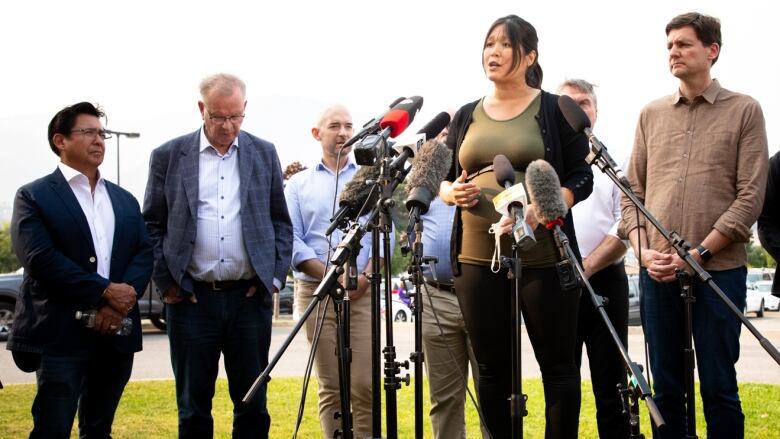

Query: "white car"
<box><xmin>745</xmin><ymin>288</ymin><xmax>765</xmax><ymax>318</ymax></box>
<box><xmin>753</xmin><ymin>281</ymin><xmax>780</xmax><ymax>311</ymax></box>
<box><xmin>381</xmin><ymin>297</ymin><xmax>413</xmax><ymax>322</ymax></box>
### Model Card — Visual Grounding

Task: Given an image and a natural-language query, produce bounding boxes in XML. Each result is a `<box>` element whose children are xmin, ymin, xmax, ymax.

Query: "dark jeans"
<box><xmin>455</xmin><ymin>263</ymin><xmax>581</xmax><ymax>439</ymax></box>
<box><xmin>31</xmin><ymin>347</ymin><xmax>133</xmax><ymax>439</ymax></box>
<box><xmin>576</xmin><ymin>262</ymin><xmax>630</xmax><ymax>439</ymax></box>
<box><xmin>167</xmin><ymin>283</ymin><xmax>273</xmax><ymax>439</ymax></box>
<box><xmin>640</xmin><ymin>267</ymin><xmax>746</xmax><ymax>439</ymax></box>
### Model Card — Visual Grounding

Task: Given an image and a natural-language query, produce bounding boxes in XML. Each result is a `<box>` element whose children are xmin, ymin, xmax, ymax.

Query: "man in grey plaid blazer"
<box><xmin>143</xmin><ymin>73</ymin><xmax>292</xmax><ymax>438</ymax></box>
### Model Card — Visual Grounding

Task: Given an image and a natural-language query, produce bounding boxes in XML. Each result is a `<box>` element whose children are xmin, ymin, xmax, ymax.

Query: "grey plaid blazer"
<box><xmin>142</xmin><ymin>129</ymin><xmax>292</xmax><ymax>296</ymax></box>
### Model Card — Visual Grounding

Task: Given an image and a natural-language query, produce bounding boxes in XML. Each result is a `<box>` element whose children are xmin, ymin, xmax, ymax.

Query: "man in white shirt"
<box><xmin>9</xmin><ymin>102</ymin><xmax>152</xmax><ymax>437</ymax></box>
<box><xmin>560</xmin><ymin>79</ymin><xmax>630</xmax><ymax>438</ymax></box>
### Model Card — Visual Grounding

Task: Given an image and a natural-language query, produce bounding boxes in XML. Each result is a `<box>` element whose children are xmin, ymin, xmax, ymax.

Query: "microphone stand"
<box><xmin>378</xmin><ymin>156</ymin><xmax>412</xmax><ymax>439</ymax></box>
<box><xmin>546</xmin><ymin>220</ymin><xmax>666</xmax><ymax>433</ymax></box>
<box><xmin>587</xmin><ymin>145</ymin><xmax>780</xmax><ymax>435</ymax></box>
<box><xmin>364</xmin><ymin>153</ymin><xmax>412</xmax><ymax>439</ymax></box>
<box><xmin>589</xmin><ymin>150</ymin><xmax>780</xmax><ymax>365</ymax></box>
<box><xmin>676</xmin><ymin>270</ymin><xmax>698</xmax><ymax>439</ymax></box>
<box><xmin>404</xmin><ymin>208</ymin><xmax>426</xmax><ymax>439</ymax></box>
<box><xmin>242</xmin><ymin>224</ymin><xmax>365</xmax><ymax>439</ymax></box>
<box><xmin>501</xmin><ymin>238</ymin><xmax>527</xmax><ymax>439</ymax></box>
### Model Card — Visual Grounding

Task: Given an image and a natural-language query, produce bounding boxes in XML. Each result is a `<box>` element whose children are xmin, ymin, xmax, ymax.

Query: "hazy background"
<box><xmin>0</xmin><ymin>0</ymin><xmax>777</xmax><ymax>220</ymax></box>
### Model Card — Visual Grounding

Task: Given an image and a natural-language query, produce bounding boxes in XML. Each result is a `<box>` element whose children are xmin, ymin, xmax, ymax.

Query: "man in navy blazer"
<box><xmin>9</xmin><ymin>101</ymin><xmax>153</xmax><ymax>437</ymax></box>
<box><xmin>143</xmin><ymin>73</ymin><xmax>292</xmax><ymax>438</ymax></box>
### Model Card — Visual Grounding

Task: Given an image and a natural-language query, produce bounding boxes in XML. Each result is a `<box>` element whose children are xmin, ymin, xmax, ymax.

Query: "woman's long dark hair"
<box><xmin>483</xmin><ymin>15</ymin><xmax>543</xmax><ymax>88</ymax></box>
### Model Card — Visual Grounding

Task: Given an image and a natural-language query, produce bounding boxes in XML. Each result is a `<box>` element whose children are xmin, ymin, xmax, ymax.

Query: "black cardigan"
<box><xmin>444</xmin><ymin>90</ymin><xmax>593</xmax><ymax>275</ymax></box>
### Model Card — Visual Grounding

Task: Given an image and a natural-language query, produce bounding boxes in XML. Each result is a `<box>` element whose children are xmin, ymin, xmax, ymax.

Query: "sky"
<box><xmin>0</xmin><ymin>0</ymin><xmax>777</xmax><ymax>221</ymax></box>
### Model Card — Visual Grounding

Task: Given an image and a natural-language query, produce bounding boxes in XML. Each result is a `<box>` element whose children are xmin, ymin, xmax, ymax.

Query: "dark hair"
<box><xmin>483</xmin><ymin>15</ymin><xmax>543</xmax><ymax>88</ymax></box>
<box><xmin>666</xmin><ymin>12</ymin><xmax>722</xmax><ymax>65</ymax></box>
<box><xmin>47</xmin><ymin>102</ymin><xmax>104</xmax><ymax>156</ymax></box>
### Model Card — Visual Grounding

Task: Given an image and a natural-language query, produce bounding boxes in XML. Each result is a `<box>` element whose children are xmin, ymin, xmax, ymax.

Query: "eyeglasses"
<box><xmin>70</xmin><ymin>128</ymin><xmax>112</xmax><ymax>140</ymax></box>
<box><xmin>208</xmin><ymin>113</ymin><xmax>245</xmax><ymax>124</ymax></box>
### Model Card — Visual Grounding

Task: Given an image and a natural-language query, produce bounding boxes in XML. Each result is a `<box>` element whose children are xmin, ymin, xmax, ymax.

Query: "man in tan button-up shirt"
<box><xmin>621</xmin><ymin>12</ymin><xmax>768</xmax><ymax>439</ymax></box>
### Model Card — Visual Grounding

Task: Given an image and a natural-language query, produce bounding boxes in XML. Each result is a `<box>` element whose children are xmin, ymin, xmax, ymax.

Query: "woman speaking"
<box><xmin>439</xmin><ymin>15</ymin><xmax>593</xmax><ymax>438</ymax></box>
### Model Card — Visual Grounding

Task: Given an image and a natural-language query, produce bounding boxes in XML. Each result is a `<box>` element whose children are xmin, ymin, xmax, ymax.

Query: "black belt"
<box><xmin>425</xmin><ymin>279</ymin><xmax>454</xmax><ymax>293</ymax></box>
<box><xmin>194</xmin><ymin>277</ymin><xmax>257</xmax><ymax>291</ymax></box>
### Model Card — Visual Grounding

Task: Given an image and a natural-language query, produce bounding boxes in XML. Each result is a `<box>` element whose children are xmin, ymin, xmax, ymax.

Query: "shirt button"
<box><xmin>683</xmin><ymin>153</ymin><xmax>688</xmax><ymax>158</ymax></box>
<box><xmin>678</xmin><ymin>177</ymin><xmax>684</xmax><ymax>182</ymax></box>
<box><xmin>89</xmin><ymin>256</ymin><xmax>96</xmax><ymax>263</ymax></box>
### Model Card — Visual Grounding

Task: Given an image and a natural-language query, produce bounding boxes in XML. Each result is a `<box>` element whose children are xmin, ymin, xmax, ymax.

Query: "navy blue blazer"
<box><xmin>8</xmin><ymin>168</ymin><xmax>153</xmax><ymax>355</ymax></box>
<box><xmin>143</xmin><ymin>129</ymin><xmax>292</xmax><ymax>296</ymax></box>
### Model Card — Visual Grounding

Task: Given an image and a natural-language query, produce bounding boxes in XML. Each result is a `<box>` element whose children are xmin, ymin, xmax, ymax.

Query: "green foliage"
<box><xmin>747</xmin><ymin>241</ymin><xmax>777</xmax><ymax>268</ymax></box>
<box><xmin>0</xmin><ymin>222</ymin><xmax>20</xmax><ymax>273</ymax></box>
<box><xmin>1</xmin><ymin>378</ymin><xmax>779</xmax><ymax>438</ymax></box>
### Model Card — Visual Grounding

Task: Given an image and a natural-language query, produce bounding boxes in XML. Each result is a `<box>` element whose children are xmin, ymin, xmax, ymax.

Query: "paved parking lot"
<box><xmin>2</xmin><ymin>311</ymin><xmax>780</xmax><ymax>385</ymax></box>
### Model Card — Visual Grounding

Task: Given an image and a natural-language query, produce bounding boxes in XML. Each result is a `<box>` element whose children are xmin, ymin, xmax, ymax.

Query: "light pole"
<box><xmin>105</xmin><ymin>129</ymin><xmax>140</xmax><ymax>186</ymax></box>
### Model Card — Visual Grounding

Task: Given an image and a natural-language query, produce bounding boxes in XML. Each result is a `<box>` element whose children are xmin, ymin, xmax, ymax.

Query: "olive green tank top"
<box><xmin>457</xmin><ymin>95</ymin><xmax>558</xmax><ymax>267</ymax></box>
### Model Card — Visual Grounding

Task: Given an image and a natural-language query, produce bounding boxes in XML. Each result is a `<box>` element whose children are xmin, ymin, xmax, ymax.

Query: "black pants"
<box><xmin>455</xmin><ymin>263</ymin><xmax>581</xmax><ymax>439</ymax></box>
<box><xmin>576</xmin><ymin>262</ymin><xmax>630</xmax><ymax>439</ymax></box>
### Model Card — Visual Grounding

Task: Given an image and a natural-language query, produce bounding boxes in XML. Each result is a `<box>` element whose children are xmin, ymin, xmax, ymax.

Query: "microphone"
<box><xmin>325</xmin><ymin>163</ymin><xmax>382</xmax><ymax>236</ymax></box>
<box><xmin>344</xmin><ymin>96</ymin><xmax>406</xmax><ymax>149</ymax></box>
<box><xmin>524</xmin><ymin>159</ymin><xmax>568</xmax><ymax>226</ymax></box>
<box><xmin>404</xmin><ymin>139</ymin><xmax>452</xmax><ymax>216</ymax></box>
<box><xmin>525</xmin><ymin>159</ymin><xmax>580</xmax><ymax>290</ymax></box>
<box><xmin>389</xmin><ymin>111</ymin><xmax>451</xmax><ymax>171</ymax></box>
<box><xmin>379</xmin><ymin>96</ymin><xmax>424</xmax><ymax>138</ymax></box>
<box><xmin>492</xmin><ymin>155</ymin><xmax>536</xmax><ymax>250</ymax></box>
<box><xmin>354</xmin><ymin>96</ymin><xmax>425</xmax><ymax>166</ymax></box>
<box><xmin>557</xmin><ymin>95</ymin><xmax>630</xmax><ymax>187</ymax></box>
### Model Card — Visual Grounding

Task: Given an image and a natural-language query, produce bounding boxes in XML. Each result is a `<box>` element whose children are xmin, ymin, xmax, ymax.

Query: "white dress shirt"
<box><xmin>187</xmin><ymin>128</ymin><xmax>255</xmax><ymax>282</ymax></box>
<box><xmin>58</xmin><ymin>162</ymin><xmax>115</xmax><ymax>279</ymax></box>
<box><xmin>572</xmin><ymin>167</ymin><xmax>625</xmax><ymax>259</ymax></box>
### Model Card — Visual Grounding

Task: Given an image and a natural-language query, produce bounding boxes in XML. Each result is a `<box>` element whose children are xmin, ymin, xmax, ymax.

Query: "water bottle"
<box><xmin>75</xmin><ymin>310</ymin><xmax>133</xmax><ymax>336</ymax></box>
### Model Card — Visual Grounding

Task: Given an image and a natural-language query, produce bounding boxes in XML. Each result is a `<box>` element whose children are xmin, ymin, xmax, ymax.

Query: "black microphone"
<box><xmin>325</xmin><ymin>163</ymin><xmax>381</xmax><ymax>236</ymax></box>
<box><xmin>354</xmin><ymin>96</ymin><xmax>425</xmax><ymax>166</ymax></box>
<box><xmin>404</xmin><ymin>139</ymin><xmax>452</xmax><ymax>216</ymax></box>
<box><xmin>389</xmin><ymin>111</ymin><xmax>451</xmax><ymax>171</ymax></box>
<box><xmin>344</xmin><ymin>96</ymin><xmax>406</xmax><ymax>149</ymax></box>
<box><xmin>557</xmin><ymin>95</ymin><xmax>630</xmax><ymax>187</ymax></box>
<box><xmin>492</xmin><ymin>155</ymin><xmax>536</xmax><ymax>250</ymax></box>
<box><xmin>525</xmin><ymin>159</ymin><xmax>579</xmax><ymax>290</ymax></box>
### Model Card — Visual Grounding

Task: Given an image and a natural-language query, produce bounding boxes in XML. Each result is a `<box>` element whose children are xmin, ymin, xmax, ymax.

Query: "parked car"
<box><xmin>627</xmin><ymin>275</ymin><xmax>641</xmax><ymax>326</ymax></box>
<box><xmin>0</xmin><ymin>269</ymin><xmax>168</xmax><ymax>338</ymax></box>
<box><xmin>381</xmin><ymin>297</ymin><xmax>413</xmax><ymax>322</ymax></box>
<box><xmin>278</xmin><ymin>283</ymin><xmax>293</xmax><ymax>314</ymax></box>
<box><xmin>746</xmin><ymin>268</ymin><xmax>774</xmax><ymax>289</ymax></box>
<box><xmin>0</xmin><ymin>269</ymin><xmax>23</xmax><ymax>341</ymax></box>
<box><xmin>745</xmin><ymin>288</ymin><xmax>765</xmax><ymax>318</ymax></box>
<box><xmin>752</xmin><ymin>280</ymin><xmax>780</xmax><ymax>311</ymax></box>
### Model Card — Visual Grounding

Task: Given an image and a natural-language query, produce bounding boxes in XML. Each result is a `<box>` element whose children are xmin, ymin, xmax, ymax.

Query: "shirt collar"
<box><xmin>199</xmin><ymin>126</ymin><xmax>239</xmax><ymax>154</ymax></box>
<box><xmin>58</xmin><ymin>162</ymin><xmax>105</xmax><ymax>187</ymax></box>
<box><xmin>672</xmin><ymin>78</ymin><xmax>721</xmax><ymax>105</ymax></box>
<box><xmin>315</xmin><ymin>156</ymin><xmax>357</xmax><ymax>175</ymax></box>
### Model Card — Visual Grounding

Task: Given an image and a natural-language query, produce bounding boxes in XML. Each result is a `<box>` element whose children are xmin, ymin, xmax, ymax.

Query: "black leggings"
<box><xmin>455</xmin><ymin>263</ymin><xmax>581</xmax><ymax>439</ymax></box>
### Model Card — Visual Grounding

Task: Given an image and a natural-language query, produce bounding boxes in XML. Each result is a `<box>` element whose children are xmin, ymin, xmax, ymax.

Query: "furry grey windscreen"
<box><xmin>525</xmin><ymin>159</ymin><xmax>568</xmax><ymax>224</ymax></box>
<box><xmin>338</xmin><ymin>162</ymin><xmax>382</xmax><ymax>210</ymax></box>
<box><xmin>405</xmin><ymin>140</ymin><xmax>452</xmax><ymax>198</ymax></box>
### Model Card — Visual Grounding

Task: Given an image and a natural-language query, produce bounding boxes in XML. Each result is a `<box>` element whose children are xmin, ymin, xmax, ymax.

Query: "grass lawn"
<box><xmin>1</xmin><ymin>378</ymin><xmax>778</xmax><ymax>438</ymax></box>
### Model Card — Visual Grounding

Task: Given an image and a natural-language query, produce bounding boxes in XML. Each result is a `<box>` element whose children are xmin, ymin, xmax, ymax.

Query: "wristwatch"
<box><xmin>696</xmin><ymin>244</ymin><xmax>712</xmax><ymax>262</ymax></box>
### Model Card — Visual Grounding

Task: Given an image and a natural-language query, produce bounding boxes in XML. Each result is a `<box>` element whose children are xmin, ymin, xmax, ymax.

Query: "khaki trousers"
<box><xmin>421</xmin><ymin>283</ymin><xmax>487</xmax><ymax>439</ymax></box>
<box><xmin>295</xmin><ymin>279</ymin><xmax>373</xmax><ymax>438</ymax></box>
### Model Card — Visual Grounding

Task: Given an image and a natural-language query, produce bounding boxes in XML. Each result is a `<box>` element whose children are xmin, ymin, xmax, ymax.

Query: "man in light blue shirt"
<box><xmin>285</xmin><ymin>104</ymin><xmax>389</xmax><ymax>438</ymax></box>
